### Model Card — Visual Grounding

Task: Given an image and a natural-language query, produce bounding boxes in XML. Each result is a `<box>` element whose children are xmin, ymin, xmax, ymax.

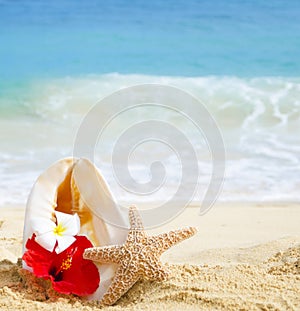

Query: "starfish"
<box><xmin>83</xmin><ymin>206</ymin><xmax>197</xmax><ymax>305</ymax></box>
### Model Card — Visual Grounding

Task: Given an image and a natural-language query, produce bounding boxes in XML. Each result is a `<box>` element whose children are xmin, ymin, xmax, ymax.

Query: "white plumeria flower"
<box><xmin>31</xmin><ymin>211</ymin><xmax>80</xmax><ymax>254</ymax></box>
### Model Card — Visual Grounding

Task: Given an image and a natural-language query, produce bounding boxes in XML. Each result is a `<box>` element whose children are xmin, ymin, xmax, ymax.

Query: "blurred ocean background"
<box><xmin>0</xmin><ymin>0</ymin><xmax>300</xmax><ymax>206</ymax></box>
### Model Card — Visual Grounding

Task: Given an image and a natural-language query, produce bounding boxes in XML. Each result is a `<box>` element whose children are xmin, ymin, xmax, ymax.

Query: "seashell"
<box><xmin>22</xmin><ymin>157</ymin><xmax>129</xmax><ymax>299</ymax></box>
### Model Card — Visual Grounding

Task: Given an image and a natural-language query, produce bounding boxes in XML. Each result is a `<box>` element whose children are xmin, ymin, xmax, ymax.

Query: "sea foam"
<box><xmin>0</xmin><ymin>74</ymin><xmax>299</xmax><ymax>206</ymax></box>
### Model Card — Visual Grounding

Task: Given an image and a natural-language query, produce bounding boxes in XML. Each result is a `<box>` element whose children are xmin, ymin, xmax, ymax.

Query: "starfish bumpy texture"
<box><xmin>83</xmin><ymin>206</ymin><xmax>197</xmax><ymax>305</ymax></box>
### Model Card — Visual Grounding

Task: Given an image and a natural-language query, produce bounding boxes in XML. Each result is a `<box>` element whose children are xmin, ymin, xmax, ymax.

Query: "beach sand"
<box><xmin>0</xmin><ymin>203</ymin><xmax>299</xmax><ymax>310</ymax></box>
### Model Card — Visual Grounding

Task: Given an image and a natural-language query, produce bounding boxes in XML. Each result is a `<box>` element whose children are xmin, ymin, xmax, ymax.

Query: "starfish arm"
<box><xmin>128</xmin><ymin>206</ymin><xmax>144</xmax><ymax>230</ymax></box>
<box><xmin>83</xmin><ymin>245</ymin><xmax>124</xmax><ymax>264</ymax></box>
<box><xmin>143</xmin><ymin>260</ymin><xmax>170</xmax><ymax>281</ymax></box>
<box><xmin>151</xmin><ymin>226</ymin><xmax>197</xmax><ymax>254</ymax></box>
<box><xmin>127</xmin><ymin>228</ymin><xmax>146</xmax><ymax>244</ymax></box>
<box><xmin>101</xmin><ymin>267</ymin><xmax>140</xmax><ymax>306</ymax></box>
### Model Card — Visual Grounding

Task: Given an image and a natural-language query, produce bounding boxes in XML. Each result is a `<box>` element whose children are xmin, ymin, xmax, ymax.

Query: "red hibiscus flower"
<box><xmin>23</xmin><ymin>234</ymin><xmax>100</xmax><ymax>296</ymax></box>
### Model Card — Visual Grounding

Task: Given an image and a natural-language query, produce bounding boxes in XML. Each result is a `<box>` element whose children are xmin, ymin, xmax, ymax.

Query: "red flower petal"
<box><xmin>23</xmin><ymin>234</ymin><xmax>55</xmax><ymax>278</ymax></box>
<box><xmin>23</xmin><ymin>234</ymin><xmax>100</xmax><ymax>296</ymax></box>
<box><xmin>51</xmin><ymin>236</ymin><xmax>100</xmax><ymax>296</ymax></box>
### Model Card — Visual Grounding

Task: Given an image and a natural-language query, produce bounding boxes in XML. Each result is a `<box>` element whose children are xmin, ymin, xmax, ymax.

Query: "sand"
<box><xmin>0</xmin><ymin>203</ymin><xmax>299</xmax><ymax>310</ymax></box>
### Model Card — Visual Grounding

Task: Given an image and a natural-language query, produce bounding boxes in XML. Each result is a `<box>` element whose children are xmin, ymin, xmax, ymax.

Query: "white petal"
<box><xmin>31</xmin><ymin>217</ymin><xmax>55</xmax><ymax>235</ymax></box>
<box><xmin>55</xmin><ymin>210</ymin><xmax>72</xmax><ymax>225</ymax></box>
<box><xmin>55</xmin><ymin>212</ymin><xmax>80</xmax><ymax>235</ymax></box>
<box><xmin>55</xmin><ymin>235</ymin><xmax>76</xmax><ymax>254</ymax></box>
<box><xmin>55</xmin><ymin>211</ymin><xmax>80</xmax><ymax>236</ymax></box>
<box><xmin>63</xmin><ymin>213</ymin><xmax>80</xmax><ymax>236</ymax></box>
<box><xmin>35</xmin><ymin>232</ymin><xmax>56</xmax><ymax>252</ymax></box>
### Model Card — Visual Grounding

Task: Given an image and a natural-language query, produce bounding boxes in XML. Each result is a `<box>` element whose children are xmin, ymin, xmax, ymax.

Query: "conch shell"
<box><xmin>22</xmin><ymin>157</ymin><xmax>129</xmax><ymax>299</ymax></box>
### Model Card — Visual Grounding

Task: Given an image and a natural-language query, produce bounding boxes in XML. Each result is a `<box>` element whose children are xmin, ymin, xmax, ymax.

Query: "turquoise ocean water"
<box><xmin>0</xmin><ymin>0</ymin><xmax>300</xmax><ymax>206</ymax></box>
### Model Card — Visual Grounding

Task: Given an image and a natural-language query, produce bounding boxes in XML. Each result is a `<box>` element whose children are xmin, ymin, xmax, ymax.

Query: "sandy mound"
<box><xmin>0</xmin><ymin>244</ymin><xmax>299</xmax><ymax>311</ymax></box>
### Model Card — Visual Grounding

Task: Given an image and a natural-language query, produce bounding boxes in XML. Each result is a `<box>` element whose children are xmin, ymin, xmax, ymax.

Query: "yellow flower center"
<box><xmin>53</xmin><ymin>222</ymin><xmax>66</xmax><ymax>236</ymax></box>
<box><xmin>60</xmin><ymin>255</ymin><xmax>72</xmax><ymax>271</ymax></box>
